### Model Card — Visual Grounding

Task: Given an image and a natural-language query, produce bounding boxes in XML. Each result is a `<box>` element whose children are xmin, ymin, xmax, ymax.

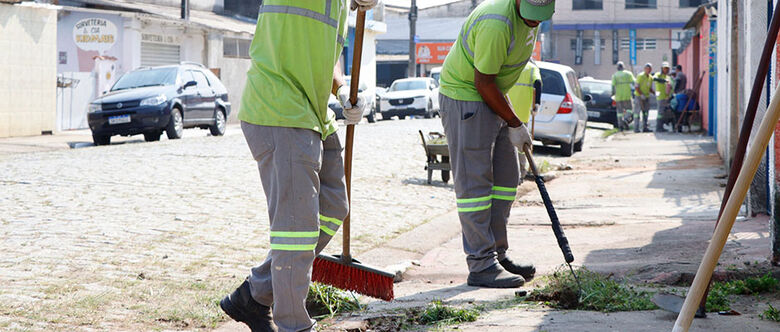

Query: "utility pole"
<box><xmin>408</xmin><ymin>0</ymin><xmax>417</xmax><ymax>77</ymax></box>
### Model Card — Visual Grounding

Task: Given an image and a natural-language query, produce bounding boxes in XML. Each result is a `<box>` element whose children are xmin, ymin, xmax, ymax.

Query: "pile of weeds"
<box><xmin>760</xmin><ymin>304</ymin><xmax>780</xmax><ymax>322</ymax></box>
<box><xmin>366</xmin><ymin>300</ymin><xmax>480</xmax><ymax>331</ymax></box>
<box><xmin>526</xmin><ymin>267</ymin><xmax>656</xmax><ymax>312</ymax></box>
<box><xmin>602</xmin><ymin>128</ymin><xmax>619</xmax><ymax>138</ymax></box>
<box><xmin>305</xmin><ymin>283</ymin><xmax>362</xmax><ymax>318</ymax></box>
<box><xmin>706</xmin><ymin>273</ymin><xmax>779</xmax><ymax>312</ymax></box>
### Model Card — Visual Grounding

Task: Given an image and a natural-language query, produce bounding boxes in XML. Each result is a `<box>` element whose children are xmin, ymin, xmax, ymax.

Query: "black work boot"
<box><xmin>499</xmin><ymin>257</ymin><xmax>536</xmax><ymax>280</ymax></box>
<box><xmin>220</xmin><ymin>279</ymin><xmax>276</xmax><ymax>332</ymax></box>
<box><xmin>467</xmin><ymin>264</ymin><xmax>525</xmax><ymax>288</ymax></box>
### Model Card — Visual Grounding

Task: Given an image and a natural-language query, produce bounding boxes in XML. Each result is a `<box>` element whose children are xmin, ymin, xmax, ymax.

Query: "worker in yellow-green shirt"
<box><xmin>439</xmin><ymin>0</ymin><xmax>555</xmax><ymax>289</ymax></box>
<box><xmin>634</xmin><ymin>63</ymin><xmax>654</xmax><ymax>133</ymax></box>
<box><xmin>219</xmin><ymin>1</ymin><xmax>377</xmax><ymax>331</ymax></box>
<box><xmin>654</xmin><ymin>62</ymin><xmax>674</xmax><ymax>132</ymax></box>
<box><xmin>506</xmin><ymin>60</ymin><xmax>542</xmax><ymax>179</ymax></box>
<box><xmin>611</xmin><ymin>61</ymin><xmax>636</xmax><ymax>131</ymax></box>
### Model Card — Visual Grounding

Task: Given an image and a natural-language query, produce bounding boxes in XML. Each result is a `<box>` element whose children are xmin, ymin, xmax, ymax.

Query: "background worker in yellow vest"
<box><xmin>506</xmin><ymin>60</ymin><xmax>542</xmax><ymax>177</ymax></box>
<box><xmin>634</xmin><ymin>63</ymin><xmax>654</xmax><ymax>133</ymax></box>
<box><xmin>439</xmin><ymin>0</ymin><xmax>555</xmax><ymax>289</ymax></box>
<box><xmin>219</xmin><ymin>1</ymin><xmax>377</xmax><ymax>331</ymax></box>
<box><xmin>611</xmin><ymin>61</ymin><xmax>636</xmax><ymax>131</ymax></box>
<box><xmin>654</xmin><ymin>62</ymin><xmax>674</xmax><ymax>132</ymax></box>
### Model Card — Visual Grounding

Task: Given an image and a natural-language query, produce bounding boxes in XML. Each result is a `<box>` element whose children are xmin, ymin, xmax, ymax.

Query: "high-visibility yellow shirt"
<box><xmin>611</xmin><ymin>70</ymin><xmax>635</xmax><ymax>102</ymax></box>
<box><xmin>635</xmin><ymin>72</ymin><xmax>653</xmax><ymax>96</ymax></box>
<box><xmin>439</xmin><ymin>0</ymin><xmax>539</xmax><ymax>102</ymax></box>
<box><xmin>238</xmin><ymin>0</ymin><xmax>348</xmax><ymax>140</ymax></box>
<box><xmin>654</xmin><ymin>73</ymin><xmax>672</xmax><ymax>100</ymax></box>
<box><xmin>506</xmin><ymin>62</ymin><xmax>541</xmax><ymax>123</ymax></box>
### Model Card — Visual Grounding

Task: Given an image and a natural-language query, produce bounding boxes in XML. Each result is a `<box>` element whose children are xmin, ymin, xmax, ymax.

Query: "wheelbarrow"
<box><xmin>419</xmin><ymin>130</ymin><xmax>451</xmax><ymax>184</ymax></box>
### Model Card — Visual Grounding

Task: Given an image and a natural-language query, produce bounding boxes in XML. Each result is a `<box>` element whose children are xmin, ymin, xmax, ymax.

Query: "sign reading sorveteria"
<box><xmin>73</xmin><ymin>18</ymin><xmax>117</xmax><ymax>53</ymax></box>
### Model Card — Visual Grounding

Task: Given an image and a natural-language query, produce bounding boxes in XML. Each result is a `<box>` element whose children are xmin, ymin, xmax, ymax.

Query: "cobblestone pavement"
<box><xmin>0</xmin><ymin>118</ymin><xmax>458</xmax><ymax>330</ymax></box>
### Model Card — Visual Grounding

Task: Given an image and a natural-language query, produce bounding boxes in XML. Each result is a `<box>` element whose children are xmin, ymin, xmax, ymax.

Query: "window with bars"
<box><xmin>573</xmin><ymin>0</ymin><xmax>603</xmax><ymax>10</ymax></box>
<box><xmin>626</xmin><ymin>0</ymin><xmax>656</xmax><ymax>9</ymax></box>
<box><xmin>223</xmin><ymin>37</ymin><xmax>252</xmax><ymax>59</ymax></box>
<box><xmin>570</xmin><ymin>39</ymin><xmax>607</xmax><ymax>50</ymax></box>
<box><xmin>620</xmin><ymin>38</ymin><xmax>657</xmax><ymax>50</ymax></box>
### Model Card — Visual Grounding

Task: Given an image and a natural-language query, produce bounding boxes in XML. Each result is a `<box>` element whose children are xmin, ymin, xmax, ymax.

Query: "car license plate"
<box><xmin>587</xmin><ymin>111</ymin><xmax>599</xmax><ymax>118</ymax></box>
<box><xmin>108</xmin><ymin>115</ymin><xmax>131</xmax><ymax>125</ymax></box>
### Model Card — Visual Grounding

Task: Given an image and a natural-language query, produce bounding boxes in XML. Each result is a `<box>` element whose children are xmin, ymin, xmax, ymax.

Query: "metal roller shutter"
<box><xmin>141</xmin><ymin>42</ymin><xmax>180</xmax><ymax>67</ymax></box>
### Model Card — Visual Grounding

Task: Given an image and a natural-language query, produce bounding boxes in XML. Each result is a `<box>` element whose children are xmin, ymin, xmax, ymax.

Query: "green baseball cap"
<box><xmin>520</xmin><ymin>0</ymin><xmax>556</xmax><ymax>22</ymax></box>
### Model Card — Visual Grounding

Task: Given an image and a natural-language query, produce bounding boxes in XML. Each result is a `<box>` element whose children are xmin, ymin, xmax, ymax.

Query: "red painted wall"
<box><xmin>676</xmin><ymin>15</ymin><xmax>711</xmax><ymax>134</ymax></box>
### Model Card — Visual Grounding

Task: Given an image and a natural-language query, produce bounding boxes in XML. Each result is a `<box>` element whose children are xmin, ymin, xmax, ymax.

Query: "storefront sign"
<box><xmin>612</xmin><ymin>29</ymin><xmax>619</xmax><ymax>64</ymax></box>
<box><xmin>574</xmin><ymin>30</ymin><xmax>583</xmax><ymax>65</ymax></box>
<box><xmin>531</xmin><ymin>41</ymin><xmax>542</xmax><ymax>61</ymax></box>
<box><xmin>629</xmin><ymin>29</ymin><xmax>637</xmax><ymax>66</ymax></box>
<box><xmin>141</xmin><ymin>33</ymin><xmax>181</xmax><ymax>45</ymax></box>
<box><xmin>73</xmin><ymin>18</ymin><xmax>117</xmax><ymax>53</ymax></box>
<box><xmin>415</xmin><ymin>42</ymin><xmax>453</xmax><ymax>64</ymax></box>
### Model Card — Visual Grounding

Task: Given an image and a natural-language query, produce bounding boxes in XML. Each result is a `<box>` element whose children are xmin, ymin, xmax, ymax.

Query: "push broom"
<box><xmin>311</xmin><ymin>9</ymin><xmax>395</xmax><ymax>301</ymax></box>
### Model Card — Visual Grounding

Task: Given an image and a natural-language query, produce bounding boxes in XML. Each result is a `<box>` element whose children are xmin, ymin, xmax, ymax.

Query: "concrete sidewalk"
<box><xmin>345</xmin><ymin>130</ymin><xmax>779</xmax><ymax>331</ymax></box>
<box><xmin>0</xmin><ymin>124</ymin><xmax>242</xmax><ymax>156</ymax></box>
<box><xmin>216</xmin><ymin>128</ymin><xmax>779</xmax><ymax>332</ymax></box>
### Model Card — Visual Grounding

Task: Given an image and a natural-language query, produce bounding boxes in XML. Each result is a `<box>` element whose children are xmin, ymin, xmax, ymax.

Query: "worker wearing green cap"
<box><xmin>439</xmin><ymin>0</ymin><xmax>555</xmax><ymax>289</ymax></box>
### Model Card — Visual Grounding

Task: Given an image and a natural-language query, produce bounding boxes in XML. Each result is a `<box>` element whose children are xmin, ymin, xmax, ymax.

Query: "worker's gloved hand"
<box><xmin>533</xmin><ymin>104</ymin><xmax>540</xmax><ymax>114</ymax></box>
<box><xmin>337</xmin><ymin>85</ymin><xmax>366</xmax><ymax>125</ymax></box>
<box><xmin>508</xmin><ymin>123</ymin><xmax>532</xmax><ymax>151</ymax></box>
<box><xmin>351</xmin><ymin>0</ymin><xmax>378</xmax><ymax>11</ymax></box>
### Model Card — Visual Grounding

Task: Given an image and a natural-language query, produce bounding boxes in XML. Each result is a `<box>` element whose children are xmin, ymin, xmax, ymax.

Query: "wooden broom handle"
<box><xmin>342</xmin><ymin>10</ymin><xmax>366</xmax><ymax>262</ymax></box>
<box><xmin>673</xmin><ymin>82</ymin><xmax>780</xmax><ymax>332</ymax></box>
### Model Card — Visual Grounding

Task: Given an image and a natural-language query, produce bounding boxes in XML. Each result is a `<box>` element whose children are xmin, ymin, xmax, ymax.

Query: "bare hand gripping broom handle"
<box><xmin>342</xmin><ymin>10</ymin><xmax>366</xmax><ymax>263</ymax></box>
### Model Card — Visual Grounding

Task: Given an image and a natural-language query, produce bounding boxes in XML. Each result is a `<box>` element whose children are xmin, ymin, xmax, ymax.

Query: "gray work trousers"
<box><xmin>241</xmin><ymin>122</ymin><xmax>349</xmax><ymax>332</ymax></box>
<box><xmin>656</xmin><ymin>99</ymin><xmax>673</xmax><ymax>131</ymax></box>
<box><xmin>439</xmin><ymin>94</ymin><xmax>520</xmax><ymax>273</ymax></box>
<box><xmin>635</xmin><ymin>96</ymin><xmax>650</xmax><ymax>132</ymax></box>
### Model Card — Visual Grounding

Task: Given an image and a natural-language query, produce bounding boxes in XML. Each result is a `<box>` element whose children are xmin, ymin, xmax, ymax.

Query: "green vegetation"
<box><xmin>706</xmin><ymin>273</ymin><xmax>780</xmax><ymax>312</ymax></box>
<box><xmin>602</xmin><ymin>128</ymin><xmax>619</xmax><ymax>138</ymax></box>
<box><xmin>527</xmin><ymin>267</ymin><xmax>657</xmax><ymax>312</ymax></box>
<box><xmin>417</xmin><ymin>300</ymin><xmax>479</xmax><ymax>326</ymax></box>
<box><xmin>760</xmin><ymin>304</ymin><xmax>780</xmax><ymax>322</ymax></box>
<box><xmin>306</xmin><ymin>283</ymin><xmax>362</xmax><ymax>318</ymax></box>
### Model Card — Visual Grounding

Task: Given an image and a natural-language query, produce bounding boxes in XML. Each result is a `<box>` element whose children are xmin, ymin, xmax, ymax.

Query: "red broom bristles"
<box><xmin>312</xmin><ymin>257</ymin><xmax>395</xmax><ymax>301</ymax></box>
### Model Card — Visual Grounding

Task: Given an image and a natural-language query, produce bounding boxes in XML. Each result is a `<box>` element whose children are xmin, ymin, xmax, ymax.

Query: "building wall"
<box><xmin>0</xmin><ymin>4</ymin><xmax>58</xmax><ymax>137</ymax></box>
<box><xmin>552</xmin><ymin>28</ymin><xmax>673</xmax><ymax>80</ymax></box>
<box><xmin>127</xmin><ymin>0</ymin><xmax>224</xmax><ymax>12</ymax></box>
<box><xmin>552</xmin><ymin>0</ymin><xmax>698</xmax><ymax>23</ymax></box>
<box><xmin>218</xmin><ymin>56</ymin><xmax>251</xmax><ymax>123</ymax></box>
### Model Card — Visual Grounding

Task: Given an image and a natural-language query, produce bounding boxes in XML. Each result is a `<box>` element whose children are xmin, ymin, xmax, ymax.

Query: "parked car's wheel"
<box><xmin>92</xmin><ymin>134</ymin><xmax>110</xmax><ymax>146</ymax></box>
<box><xmin>166</xmin><ymin>107</ymin><xmax>184</xmax><ymax>139</ymax></box>
<box><xmin>559</xmin><ymin>128</ymin><xmax>576</xmax><ymax>156</ymax></box>
<box><xmin>143</xmin><ymin>131</ymin><xmax>161</xmax><ymax>142</ymax></box>
<box><xmin>209</xmin><ymin>108</ymin><xmax>226</xmax><ymax>136</ymax></box>
<box><xmin>424</xmin><ymin>100</ymin><xmax>433</xmax><ymax>118</ymax></box>
<box><xmin>574</xmin><ymin>129</ymin><xmax>585</xmax><ymax>152</ymax></box>
<box><xmin>366</xmin><ymin>108</ymin><xmax>376</xmax><ymax>123</ymax></box>
<box><xmin>399</xmin><ymin>115</ymin><xmax>406</xmax><ymax>120</ymax></box>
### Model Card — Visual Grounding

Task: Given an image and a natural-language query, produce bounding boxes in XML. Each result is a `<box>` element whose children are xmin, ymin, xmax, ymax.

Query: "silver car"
<box><xmin>533</xmin><ymin>61</ymin><xmax>591</xmax><ymax>156</ymax></box>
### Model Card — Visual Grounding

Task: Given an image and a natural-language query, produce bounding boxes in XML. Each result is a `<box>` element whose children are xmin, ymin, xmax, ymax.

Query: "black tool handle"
<box><xmin>534</xmin><ymin>175</ymin><xmax>574</xmax><ymax>263</ymax></box>
<box><xmin>522</xmin><ymin>145</ymin><xmax>574</xmax><ymax>263</ymax></box>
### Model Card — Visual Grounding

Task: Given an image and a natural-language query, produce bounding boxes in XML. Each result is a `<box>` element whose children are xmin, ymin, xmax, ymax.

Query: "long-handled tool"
<box><xmin>522</xmin><ymin>145</ymin><xmax>580</xmax><ymax>292</ymax></box>
<box><xmin>311</xmin><ymin>9</ymin><xmax>395</xmax><ymax>301</ymax></box>
<box><xmin>673</xmin><ymin>72</ymin><xmax>780</xmax><ymax>332</ymax></box>
<box><xmin>654</xmin><ymin>0</ymin><xmax>780</xmax><ymax>318</ymax></box>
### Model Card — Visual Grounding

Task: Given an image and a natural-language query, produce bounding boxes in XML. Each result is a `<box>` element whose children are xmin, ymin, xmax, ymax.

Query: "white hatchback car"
<box><xmin>533</xmin><ymin>61</ymin><xmax>591</xmax><ymax>156</ymax></box>
<box><xmin>378</xmin><ymin>77</ymin><xmax>440</xmax><ymax>120</ymax></box>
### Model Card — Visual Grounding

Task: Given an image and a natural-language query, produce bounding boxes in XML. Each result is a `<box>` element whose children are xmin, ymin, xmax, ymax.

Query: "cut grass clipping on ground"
<box><xmin>760</xmin><ymin>304</ymin><xmax>780</xmax><ymax>322</ymax></box>
<box><xmin>306</xmin><ymin>283</ymin><xmax>362</xmax><ymax>318</ymax></box>
<box><xmin>706</xmin><ymin>273</ymin><xmax>779</xmax><ymax>312</ymax></box>
<box><xmin>417</xmin><ymin>300</ymin><xmax>479</xmax><ymax>325</ymax></box>
<box><xmin>602</xmin><ymin>128</ymin><xmax>619</xmax><ymax>138</ymax></box>
<box><xmin>526</xmin><ymin>267</ymin><xmax>656</xmax><ymax>312</ymax></box>
<box><xmin>366</xmin><ymin>300</ymin><xmax>480</xmax><ymax>331</ymax></box>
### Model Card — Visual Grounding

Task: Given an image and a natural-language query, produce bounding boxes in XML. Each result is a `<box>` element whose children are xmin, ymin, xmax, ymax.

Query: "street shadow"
<box><xmin>401</xmin><ymin>177</ymin><xmax>454</xmax><ymax>189</ymax></box>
